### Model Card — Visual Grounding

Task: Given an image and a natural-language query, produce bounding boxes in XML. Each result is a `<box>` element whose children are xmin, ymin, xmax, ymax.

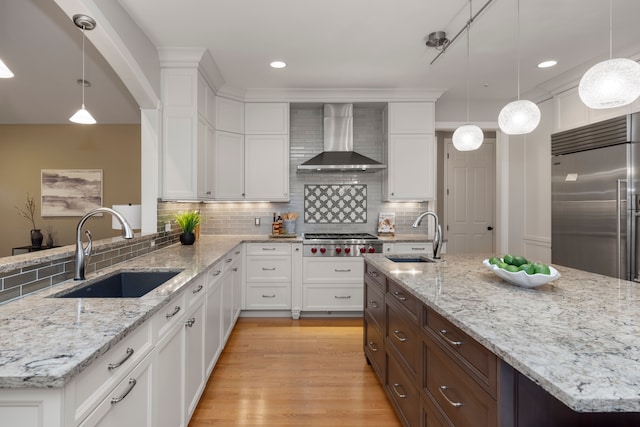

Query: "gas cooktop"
<box><xmin>303</xmin><ymin>233</ymin><xmax>379</xmax><ymax>240</ymax></box>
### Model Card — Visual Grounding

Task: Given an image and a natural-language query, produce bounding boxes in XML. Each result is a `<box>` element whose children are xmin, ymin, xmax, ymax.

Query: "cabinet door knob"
<box><xmin>487</xmin><ymin>226</ymin><xmax>494</xmax><ymax>231</ymax></box>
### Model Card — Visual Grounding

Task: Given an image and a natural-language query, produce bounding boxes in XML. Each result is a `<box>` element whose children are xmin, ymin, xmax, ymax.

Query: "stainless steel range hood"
<box><xmin>297</xmin><ymin>104</ymin><xmax>386</xmax><ymax>172</ymax></box>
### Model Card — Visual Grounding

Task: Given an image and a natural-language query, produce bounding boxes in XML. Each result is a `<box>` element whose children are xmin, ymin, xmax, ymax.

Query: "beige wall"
<box><xmin>0</xmin><ymin>125</ymin><xmax>141</xmax><ymax>258</ymax></box>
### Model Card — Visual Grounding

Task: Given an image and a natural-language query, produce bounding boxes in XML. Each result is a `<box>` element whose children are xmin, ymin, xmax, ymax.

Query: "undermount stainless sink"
<box><xmin>54</xmin><ymin>270</ymin><xmax>182</xmax><ymax>298</ymax></box>
<box><xmin>385</xmin><ymin>255</ymin><xmax>440</xmax><ymax>263</ymax></box>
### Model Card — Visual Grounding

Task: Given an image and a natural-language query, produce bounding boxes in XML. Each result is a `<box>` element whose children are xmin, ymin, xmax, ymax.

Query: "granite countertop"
<box><xmin>0</xmin><ymin>235</ymin><xmax>275</xmax><ymax>389</ymax></box>
<box><xmin>364</xmin><ymin>253</ymin><xmax>640</xmax><ymax>413</ymax></box>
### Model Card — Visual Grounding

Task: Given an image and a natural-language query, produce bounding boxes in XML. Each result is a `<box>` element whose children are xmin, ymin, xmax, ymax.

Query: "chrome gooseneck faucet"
<box><xmin>74</xmin><ymin>207</ymin><xmax>134</xmax><ymax>280</ymax></box>
<box><xmin>412</xmin><ymin>211</ymin><xmax>442</xmax><ymax>259</ymax></box>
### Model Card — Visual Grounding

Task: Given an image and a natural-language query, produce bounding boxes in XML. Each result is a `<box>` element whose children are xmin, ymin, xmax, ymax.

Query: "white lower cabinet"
<box><xmin>80</xmin><ymin>353</ymin><xmax>153</xmax><ymax>427</ymax></box>
<box><xmin>205</xmin><ymin>263</ymin><xmax>224</xmax><ymax>376</ymax></box>
<box><xmin>184</xmin><ymin>293</ymin><xmax>206</xmax><ymax>421</ymax></box>
<box><xmin>302</xmin><ymin>257</ymin><xmax>364</xmax><ymax>311</ymax></box>
<box><xmin>245</xmin><ymin>243</ymin><xmax>292</xmax><ymax>310</ymax></box>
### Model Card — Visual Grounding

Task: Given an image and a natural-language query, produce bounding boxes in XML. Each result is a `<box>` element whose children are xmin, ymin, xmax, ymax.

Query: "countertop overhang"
<box><xmin>364</xmin><ymin>253</ymin><xmax>640</xmax><ymax>413</ymax></box>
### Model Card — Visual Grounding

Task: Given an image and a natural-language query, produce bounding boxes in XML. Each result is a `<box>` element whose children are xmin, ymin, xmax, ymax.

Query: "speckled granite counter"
<box><xmin>0</xmin><ymin>235</ymin><xmax>279</xmax><ymax>389</ymax></box>
<box><xmin>364</xmin><ymin>253</ymin><xmax>640</xmax><ymax>413</ymax></box>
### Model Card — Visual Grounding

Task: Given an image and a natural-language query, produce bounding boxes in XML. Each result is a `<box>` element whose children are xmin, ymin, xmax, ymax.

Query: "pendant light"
<box><xmin>0</xmin><ymin>58</ymin><xmax>14</xmax><ymax>78</ymax></box>
<box><xmin>69</xmin><ymin>14</ymin><xmax>97</xmax><ymax>125</ymax></box>
<box><xmin>578</xmin><ymin>0</ymin><xmax>640</xmax><ymax>109</ymax></box>
<box><xmin>453</xmin><ymin>0</ymin><xmax>484</xmax><ymax>151</ymax></box>
<box><xmin>498</xmin><ymin>0</ymin><xmax>540</xmax><ymax>135</ymax></box>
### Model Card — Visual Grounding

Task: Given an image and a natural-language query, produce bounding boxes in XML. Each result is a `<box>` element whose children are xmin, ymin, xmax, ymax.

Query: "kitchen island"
<box><xmin>364</xmin><ymin>253</ymin><xmax>640</xmax><ymax>426</ymax></box>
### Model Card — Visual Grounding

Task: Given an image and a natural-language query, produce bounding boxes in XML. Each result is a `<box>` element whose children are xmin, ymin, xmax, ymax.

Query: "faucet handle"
<box><xmin>83</xmin><ymin>230</ymin><xmax>93</xmax><ymax>258</ymax></box>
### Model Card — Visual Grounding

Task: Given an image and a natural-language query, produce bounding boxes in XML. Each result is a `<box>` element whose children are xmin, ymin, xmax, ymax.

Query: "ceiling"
<box><xmin>2</xmin><ymin>0</ymin><xmax>640</xmax><ymax>124</ymax></box>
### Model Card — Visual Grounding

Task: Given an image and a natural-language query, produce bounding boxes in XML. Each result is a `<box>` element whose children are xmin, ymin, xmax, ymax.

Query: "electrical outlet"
<box><xmin>164</xmin><ymin>222</ymin><xmax>171</xmax><ymax>232</ymax></box>
<box><xmin>255</xmin><ymin>217</ymin><xmax>261</xmax><ymax>226</ymax></box>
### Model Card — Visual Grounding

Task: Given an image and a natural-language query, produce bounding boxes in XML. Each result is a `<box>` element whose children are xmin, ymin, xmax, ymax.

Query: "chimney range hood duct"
<box><xmin>297</xmin><ymin>104</ymin><xmax>386</xmax><ymax>172</ymax></box>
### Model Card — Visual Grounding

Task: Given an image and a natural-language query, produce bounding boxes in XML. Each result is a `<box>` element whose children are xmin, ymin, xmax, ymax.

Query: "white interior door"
<box><xmin>445</xmin><ymin>138</ymin><xmax>496</xmax><ymax>254</ymax></box>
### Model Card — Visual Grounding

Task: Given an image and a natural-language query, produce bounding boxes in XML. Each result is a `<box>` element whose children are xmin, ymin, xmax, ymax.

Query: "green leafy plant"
<box><xmin>15</xmin><ymin>193</ymin><xmax>38</xmax><ymax>230</ymax></box>
<box><xmin>174</xmin><ymin>210</ymin><xmax>201</xmax><ymax>234</ymax></box>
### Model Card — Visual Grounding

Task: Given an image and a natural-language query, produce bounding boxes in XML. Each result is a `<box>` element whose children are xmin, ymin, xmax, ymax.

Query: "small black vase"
<box><xmin>31</xmin><ymin>229</ymin><xmax>44</xmax><ymax>247</ymax></box>
<box><xmin>179</xmin><ymin>232</ymin><xmax>196</xmax><ymax>245</ymax></box>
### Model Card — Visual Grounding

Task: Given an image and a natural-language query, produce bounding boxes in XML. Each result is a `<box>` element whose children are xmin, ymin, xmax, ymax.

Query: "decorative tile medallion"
<box><xmin>304</xmin><ymin>184</ymin><xmax>367</xmax><ymax>223</ymax></box>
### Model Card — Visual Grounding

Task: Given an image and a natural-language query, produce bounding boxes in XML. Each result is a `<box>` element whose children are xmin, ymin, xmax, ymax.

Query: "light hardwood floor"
<box><xmin>189</xmin><ymin>317</ymin><xmax>401</xmax><ymax>426</ymax></box>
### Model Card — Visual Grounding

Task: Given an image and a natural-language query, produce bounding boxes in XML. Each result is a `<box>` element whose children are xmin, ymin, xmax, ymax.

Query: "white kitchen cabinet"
<box><xmin>161</xmin><ymin>67</ymin><xmax>215</xmax><ymax>200</ymax></box>
<box><xmin>221</xmin><ymin>247</ymin><xmax>242</xmax><ymax>341</ymax></box>
<box><xmin>214</xmin><ymin>130</ymin><xmax>245</xmax><ymax>200</ymax></box>
<box><xmin>383</xmin><ymin>102</ymin><xmax>436</xmax><ymax>201</ymax></box>
<box><xmin>245</xmin><ymin>103</ymin><xmax>289</xmax><ymax>134</ymax></box>
<box><xmin>388</xmin><ymin>102</ymin><xmax>435</xmax><ymax>134</ymax></box>
<box><xmin>384</xmin><ymin>133</ymin><xmax>435</xmax><ymax>200</ymax></box>
<box><xmin>205</xmin><ymin>264</ymin><xmax>224</xmax><ymax>376</ymax></box>
<box><xmin>302</xmin><ymin>257</ymin><xmax>364</xmax><ymax>311</ymax></box>
<box><xmin>79</xmin><ymin>353</ymin><xmax>153</xmax><ymax>427</ymax></box>
<box><xmin>245</xmin><ymin>243</ymin><xmax>292</xmax><ymax>310</ymax></box>
<box><xmin>244</xmin><ymin>134</ymin><xmax>289</xmax><ymax>201</ymax></box>
<box><xmin>215</xmin><ymin>96</ymin><xmax>244</xmax><ymax>134</ymax></box>
<box><xmin>184</xmin><ymin>285</ymin><xmax>206</xmax><ymax>421</ymax></box>
<box><xmin>231</xmin><ymin>248</ymin><xmax>243</xmax><ymax>320</ymax></box>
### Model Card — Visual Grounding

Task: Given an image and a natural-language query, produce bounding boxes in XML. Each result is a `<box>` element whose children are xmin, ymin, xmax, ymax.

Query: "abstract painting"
<box><xmin>41</xmin><ymin>169</ymin><xmax>103</xmax><ymax>216</ymax></box>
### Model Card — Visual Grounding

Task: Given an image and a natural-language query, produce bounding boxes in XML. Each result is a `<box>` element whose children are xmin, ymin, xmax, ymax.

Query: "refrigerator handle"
<box><xmin>617</xmin><ymin>179</ymin><xmax>626</xmax><ymax>280</ymax></box>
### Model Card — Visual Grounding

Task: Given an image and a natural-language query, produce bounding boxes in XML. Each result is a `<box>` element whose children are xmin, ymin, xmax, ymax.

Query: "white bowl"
<box><xmin>482</xmin><ymin>259</ymin><xmax>560</xmax><ymax>288</ymax></box>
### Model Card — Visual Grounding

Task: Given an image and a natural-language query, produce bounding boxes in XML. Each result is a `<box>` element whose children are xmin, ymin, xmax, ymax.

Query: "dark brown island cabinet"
<box><xmin>363</xmin><ymin>261</ymin><xmax>640</xmax><ymax>427</ymax></box>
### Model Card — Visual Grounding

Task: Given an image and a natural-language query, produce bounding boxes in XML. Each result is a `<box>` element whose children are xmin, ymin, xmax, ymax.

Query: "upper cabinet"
<box><xmin>215</xmin><ymin>97</ymin><xmax>244</xmax><ymax>134</ymax></box>
<box><xmin>161</xmin><ymin>68</ymin><xmax>216</xmax><ymax>200</ymax></box>
<box><xmin>383</xmin><ymin>102</ymin><xmax>436</xmax><ymax>201</ymax></box>
<box><xmin>245</xmin><ymin>103</ymin><xmax>289</xmax><ymax>134</ymax></box>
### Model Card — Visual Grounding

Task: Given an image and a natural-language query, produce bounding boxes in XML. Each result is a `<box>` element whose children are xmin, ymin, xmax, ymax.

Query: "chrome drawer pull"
<box><xmin>438</xmin><ymin>385</ymin><xmax>463</xmax><ymax>408</ymax></box>
<box><xmin>185</xmin><ymin>317</ymin><xmax>196</xmax><ymax>327</ymax></box>
<box><xmin>232</xmin><ymin>267</ymin><xmax>238</xmax><ymax>272</ymax></box>
<box><xmin>412</xmin><ymin>247</ymin><xmax>426</xmax><ymax>251</ymax></box>
<box><xmin>392</xmin><ymin>330</ymin><xmax>408</xmax><ymax>342</ymax></box>
<box><xmin>107</xmin><ymin>348</ymin><xmax>134</xmax><ymax>370</ymax></box>
<box><xmin>369</xmin><ymin>271</ymin><xmax>379</xmax><ymax>277</ymax></box>
<box><xmin>439</xmin><ymin>329</ymin><xmax>462</xmax><ymax>347</ymax></box>
<box><xmin>262</xmin><ymin>247</ymin><xmax>276</xmax><ymax>251</ymax></box>
<box><xmin>111</xmin><ymin>378</ymin><xmax>137</xmax><ymax>405</ymax></box>
<box><xmin>262</xmin><ymin>294</ymin><xmax>276</xmax><ymax>298</ymax></box>
<box><xmin>165</xmin><ymin>305</ymin><xmax>181</xmax><ymax>319</ymax></box>
<box><xmin>392</xmin><ymin>383</ymin><xmax>407</xmax><ymax>399</ymax></box>
<box><xmin>367</xmin><ymin>341</ymin><xmax>379</xmax><ymax>352</ymax></box>
<box><xmin>211</xmin><ymin>270</ymin><xmax>221</xmax><ymax>276</ymax></box>
<box><xmin>235</xmin><ymin>250</ymin><xmax>241</xmax><ymax>255</ymax></box>
<box><xmin>225</xmin><ymin>258</ymin><xmax>232</xmax><ymax>263</ymax></box>
<box><xmin>262</xmin><ymin>267</ymin><xmax>276</xmax><ymax>271</ymax></box>
<box><xmin>192</xmin><ymin>284</ymin><xmax>204</xmax><ymax>294</ymax></box>
<box><xmin>335</xmin><ymin>268</ymin><xmax>352</xmax><ymax>272</ymax></box>
<box><xmin>369</xmin><ymin>300</ymin><xmax>379</xmax><ymax>308</ymax></box>
<box><xmin>392</xmin><ymin>291</ymin><xmax>407</xmax><ymax>301</ymax></box>
<box><xmin>334</xmin><ymin>295</ymin><xmax>352</xmax><ymax>299</ymax></box>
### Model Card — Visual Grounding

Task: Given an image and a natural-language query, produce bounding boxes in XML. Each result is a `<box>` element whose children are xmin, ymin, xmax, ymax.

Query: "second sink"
<box><xmin>55</xmin><ymin>270</ymin><xmax>181</xmax><ymax>298</ymax></box>
<box><xmin>386</xmin><ymin>255</ymin><xmax>440</xmax><ymax>263</ymax></box>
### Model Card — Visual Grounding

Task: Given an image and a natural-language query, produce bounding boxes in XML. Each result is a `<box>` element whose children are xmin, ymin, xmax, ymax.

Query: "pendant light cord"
<box><xmin>81</xmin><ymin>25</ymin><xmax>86</xmax><ymax>107</ymax></box>
<box><xmin>609</xmin><ymin>0</ymin><xmax>613</xmax><ymax>59</ymax></box>
<box><xmin>516</xmin><ymin>0</ymin><xmax>520</xmax><ymax>101</ymax></box>
<box><xmin>466</xmin><ymin>1</ymin><xmax>471</xmax><ymax>122</ymax></box>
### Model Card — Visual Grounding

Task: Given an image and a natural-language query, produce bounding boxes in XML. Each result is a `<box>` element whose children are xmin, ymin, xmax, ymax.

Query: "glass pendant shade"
<box><xmin>498</xmin><ymin>99</ymin><xmax>541</xmax><ymax>135</ymax></box>
<box><xmin>578</xmin><ymin>58</ymin><xmax>640</xmax><ymax>109</ymax></box>
<box><xmin>453</xmin><ymin>125</ymin><xmax>484</xmax><ymax>151</ymax></box>
<box><xmin>70</xmin><ymin>104</ymin><xmax>96</xmax><ymax>124</ymax></box>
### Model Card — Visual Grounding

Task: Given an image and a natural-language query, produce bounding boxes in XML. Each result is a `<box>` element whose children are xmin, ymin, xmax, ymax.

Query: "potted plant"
<box><xmin>15</xmin><ymin>193</ymin><xmax>43</xmax><ymax>247</ymax></box>
<box><xmin>174</xmin><ymin>210</ymin><xmax>201</xmax><ymax>245</ymax></box>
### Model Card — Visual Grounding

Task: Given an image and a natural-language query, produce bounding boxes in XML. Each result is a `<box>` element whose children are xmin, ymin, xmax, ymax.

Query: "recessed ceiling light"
<box><xmin>538</xmin><ymin>60</ymin><xmax>557</xmax><ymax>68</ymax></box>
<box><xmin>270</xmin><ymin>61</ymin><xmax>286</xmax><ymax>69</ymax></box>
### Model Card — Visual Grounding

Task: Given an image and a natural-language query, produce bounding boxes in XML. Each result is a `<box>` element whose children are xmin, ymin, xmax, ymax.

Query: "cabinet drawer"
<box><xmin>386</xmin><ymin>350</ymin><xmax>420</xmax><ymax>427</ymax></box>
<box><xmin>72</xmin><ymin>321</ymin><xmax>153</xmax><ymax>424</ymax></box>
<box><xmin>186</xmin><ymin>277</ymin><xmax>206</xmax><ymax>308</ymax></box>
<box><xmin>365</xmin><ymin>279</ymin><xmax>385</xmax><ymax>331</ymax></box>
<box><xmin>246</xmin><ymin>256</ymin><xmax>291</xmax><ymax>282</ymax></box>
<box><xmin>154</xmin><ymin>292</ymin><xmax>187</xmax><ymax>339</ymax></box>
<box><xmin>364</xmin><ymin>313</ymin><xmax>385</xmax><ymax>381</ymax></box>
<box><xmin>246</xmin><ymin>243</ymin><xmax>291</xmax><ymax>256</ymax></box>
<box><xmin>387</xmin><ymin>302</ymin><xmax>420</xmax><ymax>377</ymax></box>
<box><xmin>246</xmin><ymin>284</ymin><xmax>291</xmax><ymax>309</ymax></box>
<box><xmin>302</xmin><ymin>285</ymin><xmax>363</xmax><ymax>311</ymax></box>
<box><xmin>387</xmin><ymin>279</ymin><xmax>418</xmax><ymax>319</ymax></box>
<box><xmin>364</xmin><ymin>262</ymin><xmax>386</xmax><ymax>289</ymax></box>
<box><xmin>303</xmin><ymin>258</ymin><xmax>363</xmax><ymax>284</ymax></box>
<box><xmin>422</xmin><ymin>396</ymin><xmax>453</xmax><ymax>427</ymax></box>
<box><xmin>424</xmin><ymin>337</ymin><xmax>497</xmax><ymax>427</ymax></box>
<box><xmin>424</xmin><ymin>307</ymin><xmax>497</xmax><ymax>395</ymax></box>
<box><xmin>395</xmin><ymin>242</ymin><xmax>430</xmax><ymax>254</ymax></box>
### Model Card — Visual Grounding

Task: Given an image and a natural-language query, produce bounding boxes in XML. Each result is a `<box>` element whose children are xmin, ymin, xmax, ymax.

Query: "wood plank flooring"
<box><xmin>189</xmin><ymin>317</ymin><xmax>401</xmax><ymax>426</ymax></box>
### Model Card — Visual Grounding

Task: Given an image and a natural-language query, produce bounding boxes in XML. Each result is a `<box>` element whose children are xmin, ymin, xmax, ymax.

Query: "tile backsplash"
<box><xmin>162</xmin><ymin>103</ymin><xmax>431</xmax><ymax>237</ymax></box>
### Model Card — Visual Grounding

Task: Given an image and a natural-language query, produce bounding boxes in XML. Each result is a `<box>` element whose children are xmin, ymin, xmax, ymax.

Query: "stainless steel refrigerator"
<box><xmin>551</xmin><ymin>113</ymin><xmax>640</xmax><ymax>280</ymax></box>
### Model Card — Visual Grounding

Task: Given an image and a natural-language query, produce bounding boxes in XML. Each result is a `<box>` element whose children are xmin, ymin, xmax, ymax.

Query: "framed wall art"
<box><xmin>41</xmin><ymin>169</ymin><xmax>103</xmax><ymax>216</ymax></box>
